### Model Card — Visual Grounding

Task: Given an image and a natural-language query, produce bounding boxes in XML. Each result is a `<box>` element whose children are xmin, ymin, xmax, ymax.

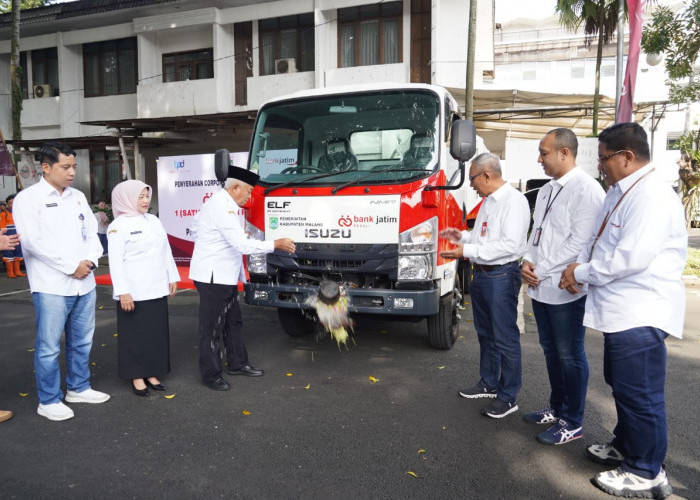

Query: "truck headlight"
<box><xmin>398</xmin><ymin>255</ymin><xmax>432</xmax><ymax>280</ymax></box>
<box><xmin>245</xmin><ymin>221</ymin><xmax>267</xmax><ymax>274</ymax></box>
<box><xmin>398</xmin><ymin>217</ymin><xmax>437</xmax><ymax>280</ymax></box>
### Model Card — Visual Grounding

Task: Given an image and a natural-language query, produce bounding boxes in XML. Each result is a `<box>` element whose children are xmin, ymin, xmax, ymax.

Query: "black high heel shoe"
<box><xmin>132</xmin><ymin>380</ymin><xmax>149</xmax><ymax>397</ymax></box>
<box><xmin>145</xmin><ymin>379</ymin><xmax>166</xmax><ymax>391</ymax></box>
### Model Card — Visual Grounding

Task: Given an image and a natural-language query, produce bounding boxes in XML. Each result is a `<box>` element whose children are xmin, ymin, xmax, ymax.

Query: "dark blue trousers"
<box><xmin>604</xmin><ymin>327</ymin><xmax>668</xmax><ymax>479</ymax></box>
<box><xmin>470</xmin><ymin>262</ymin><xmax>522</xmax><ymax>404</ymax></box>
<box><xmin>532</xmin><ymin>296</ymin><xmax>588</xmax><ymax>428</ymax></box>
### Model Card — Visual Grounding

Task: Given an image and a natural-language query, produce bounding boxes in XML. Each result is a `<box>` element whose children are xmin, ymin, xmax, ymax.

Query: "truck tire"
<box><xmin>278</xmin><ymin>308</ymin><xmax>315</xmax><ymax>337</ymax></box>
<box><xmin>427</xmin><ymin>290</ymin><xmax>459</xmax><ymax>350</ymax></box>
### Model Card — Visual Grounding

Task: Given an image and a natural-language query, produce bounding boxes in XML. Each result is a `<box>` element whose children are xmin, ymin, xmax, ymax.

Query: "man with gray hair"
<box><xmin>190</xmin><ymin>166</ymin><xmax>295</xmax><ymax>391</ymax></box>
<box><xmin>440</xmin><ymin>153</ymin><xmax>529</xmax><ymax>418</ymax></box>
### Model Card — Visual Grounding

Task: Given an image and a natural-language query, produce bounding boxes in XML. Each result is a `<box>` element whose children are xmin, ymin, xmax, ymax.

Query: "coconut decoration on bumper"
<box><xmin>305</xmin><ymin>280</ymin><xmax>354</xmax><ymax>349</ymax></box>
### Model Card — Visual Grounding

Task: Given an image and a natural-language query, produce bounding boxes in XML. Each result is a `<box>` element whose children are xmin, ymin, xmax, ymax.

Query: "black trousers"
<box><xmin>194</xmin><ymin>281</ymin><xmax>249</xmax><ymax>384</ymax></box>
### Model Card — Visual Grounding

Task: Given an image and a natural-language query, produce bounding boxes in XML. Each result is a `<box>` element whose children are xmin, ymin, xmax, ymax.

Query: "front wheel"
<box><xmin>427</xmin><ymin>289</ymin><xmax>459</xmax><ymax>350</ymax></box>
<box><xmin>277</xmin><ymin>308</ymin><xmax>316</xmax><ymax>337</ymax></box>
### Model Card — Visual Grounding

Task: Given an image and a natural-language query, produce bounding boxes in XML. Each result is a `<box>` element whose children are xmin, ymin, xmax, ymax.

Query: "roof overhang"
<box><xmin>6</xmin><ymin>111</ymin><xmax>256</xmax><ymax>150</ymax></box>
<box><xmin>448</xmin><ymin>88</ymin><xmax>673</xmax><ymax>140</ymax></box>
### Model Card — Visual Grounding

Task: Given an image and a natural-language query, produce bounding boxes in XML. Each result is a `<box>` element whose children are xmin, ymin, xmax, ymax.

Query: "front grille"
<box><xmin>300</xmin><ymin>259</ymin><xmax>362</xmax><ymax>269</ymax></box>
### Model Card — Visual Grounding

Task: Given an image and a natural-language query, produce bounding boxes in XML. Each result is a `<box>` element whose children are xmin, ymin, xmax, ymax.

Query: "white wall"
<box><xmin>433</xmin><ymin>0</ymin><xmax>493</xmax><ymax>89</ymax></box>
<box><xmin>247</xmin><ymin>72</ymin><xmax>316</xmax><ymax>109</ymax></box>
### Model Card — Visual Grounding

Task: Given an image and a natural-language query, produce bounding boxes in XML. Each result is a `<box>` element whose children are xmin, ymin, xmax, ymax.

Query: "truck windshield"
<box><xmin>249</xmin><ymin>90</ymin><xmax>441</xmax><ymax>186</ymax></box>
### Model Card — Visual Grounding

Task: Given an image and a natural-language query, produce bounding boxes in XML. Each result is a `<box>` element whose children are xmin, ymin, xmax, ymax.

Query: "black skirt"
<box><xmin>116</xmin><ymin>296</ymin><xmax>171</xmax><ymax>379</ymax></box>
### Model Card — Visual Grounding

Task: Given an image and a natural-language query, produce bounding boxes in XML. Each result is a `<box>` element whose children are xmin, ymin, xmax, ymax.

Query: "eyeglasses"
<box><xmin>597</xmin><ymin>150</ymin><xmax>628</xmax><ymax>164</ymax></box>
<box><xmin>469</xmin><ymin>171</ymin><xmax>487</xmax><ymax>182</ymax></box>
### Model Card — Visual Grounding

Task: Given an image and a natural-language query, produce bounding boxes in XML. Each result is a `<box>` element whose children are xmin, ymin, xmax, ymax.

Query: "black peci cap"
<box><xmin>227</xmin><ymin>164</ymin><xmax>259</xmax><ymax>186</ymax></box>
<box><xmin>214</xmin><ymin>148</ymin><xmax>260</xmax><ymax>186</ymax></box>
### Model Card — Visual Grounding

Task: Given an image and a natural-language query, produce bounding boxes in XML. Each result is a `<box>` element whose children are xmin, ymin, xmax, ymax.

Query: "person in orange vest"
<box><xmin>0</xmin><ymin>194</ymin><xmax>26</xmax><ymax>278</ymax></box>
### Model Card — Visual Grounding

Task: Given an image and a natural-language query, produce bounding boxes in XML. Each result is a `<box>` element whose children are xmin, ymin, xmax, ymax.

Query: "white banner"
<box><xmin>18</xmin><ymin>154</ymin><xmax>42</xmax><ymax>187</ymax></box>
<box><xmin>157</xmin><ymin>152</ymin><xmax>248</xmax><ymax>263</ymax></box>
<box><xmin>265</xmin><ymin>195</ymin><xmax>401</xmax><ymax>244</ymax></box>
<box><xmin>505</xmin><ymin>137</ymin><xmax>600</xmax><ymax>182</ymax></box>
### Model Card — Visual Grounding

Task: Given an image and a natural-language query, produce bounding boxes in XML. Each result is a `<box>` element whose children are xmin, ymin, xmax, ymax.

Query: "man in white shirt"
<box><xmin>521</xmin><ymin>128</ymin><xmax>605</xmax><ymax>445</ymax></box>
<box><xmin>440</xmin><ymin>153</ymin><xmax>529</xmax><ymax>419</ymax></box>
<box><xmin>190</xmin><ymin>165</ymin><xmax>295</xmax><ymax>391</ymax></box>
<box><xmin>13</xmin><ymin>142</ymin><xmax>111</xmax><ymax>422</ymax></box>
<box><xmin>560</xmin><ymin>123</ymin><xmax>685</xmax><ymax>499</ymax></box>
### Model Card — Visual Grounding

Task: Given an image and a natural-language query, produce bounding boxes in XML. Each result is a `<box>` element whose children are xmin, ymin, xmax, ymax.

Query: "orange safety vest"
<box><xmin>0</xmin><ymin>209</ymin><xmax>14</xmax><ymax>229</ymax></box>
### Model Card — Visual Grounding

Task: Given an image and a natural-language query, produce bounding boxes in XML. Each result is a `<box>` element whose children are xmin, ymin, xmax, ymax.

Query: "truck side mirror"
<box><xmin>450</xmin><ymin>120</ymin><xmax>476</xmax><ymax>162</ymax></box>
<box><xmin>214</xmin><ymin>149</ymin><xmax>232</xmax><ymax>182</ymax></box>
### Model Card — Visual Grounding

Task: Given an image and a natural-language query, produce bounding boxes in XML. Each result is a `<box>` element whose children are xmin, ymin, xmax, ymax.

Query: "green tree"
<box><xmin>556</xmin><ymin>0</ymin><xmax>625</xmax><ymax>136</ymax></box>
<box><xmin>0</xmin><ymin>0</ymin><xmax>48</xmax><ymax>13</ymax></box>
<box><xmin>642</xmin><ymin>1</ymin><xmax>700</xmax><ymax>226</ymax></box>
<box><xmin>10</xmin><ymin>0</ymin><xmax>21</xmax><ymax>142</ymax></box>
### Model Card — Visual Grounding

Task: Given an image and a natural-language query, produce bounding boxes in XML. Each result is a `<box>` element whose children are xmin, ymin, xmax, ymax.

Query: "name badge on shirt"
<box><xmin>480</xmin><ymin>221</ymin><xmax>488</xmax><ymax>237</ymax></box>
<box><xmin>79</xmin><ymin>213</ymin><xmax>87</xmax><ymax>241</ymax></box>
<box><xmin>532</xmin><ymin>227</ymin><xmax>542</xmax><ymax>246</ymax></box>
<box><xmin>130</xmin><ymin>231</ymin><xmax>143</xmax><ymax>235</ymax></box>
<box><xmin>45</xmin><ymin>203</ymin><xmax>58</xmax><ymax>208</ymax></box>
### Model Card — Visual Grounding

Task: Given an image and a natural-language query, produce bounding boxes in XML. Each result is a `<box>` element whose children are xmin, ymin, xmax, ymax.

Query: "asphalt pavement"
<box><xmin>1</xmin><ymin>260</ymin><xmax>698</xmax><ymax>499</ymax></box>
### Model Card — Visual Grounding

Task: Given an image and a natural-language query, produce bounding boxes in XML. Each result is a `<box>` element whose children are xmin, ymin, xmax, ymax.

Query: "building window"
<box><xmin>570</xmin><ymin>62</ymin><xmax>585</xmax><ymax>79</ymax></box>
<box><xmin>90</xmin><ymin>150</ymin><xmax>122</xmax><ymax>203</ymax></box>
<box><xmin>601</xmin><ymin>64</ymin><xmax>615</xmax><ymax>77</ymax></box>
<box><xmin>32</xmin><ymin>48</ymin><xmax>59</xmax><ymax>95</ymax></box>
<box><xmin>666</xmin><ymin>134</ymin><xmax>681</xmax><ymax>151</ymax></box>
<box><xmin>163</xmin><ymin>49</ymin><xmax>214</xmax><ymax>82</ymax></box>
<box><xmin>338</xmin><ymin>1</ymin><xmax>402</xmax><ymax>68</ymax></box>
<box><xmin>259</xmin><ymin>13</ymin><xmax>315</xmax><ymax>75</ymax></box>
<box><xmin>83</xmin><ymin>38</ymin><xmax>137</xmax><ymax>97</ymax></box>
<box><xmin>19</xmin><ymin>48</ymin><xmax>59</xmax><ymax>98</ymax></box>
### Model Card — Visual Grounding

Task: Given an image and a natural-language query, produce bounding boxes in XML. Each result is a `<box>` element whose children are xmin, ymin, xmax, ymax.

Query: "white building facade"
<box><xmin>0</xmin><ymin>0</ymin><xmax>494</xmax><ymax>201</ymax></box>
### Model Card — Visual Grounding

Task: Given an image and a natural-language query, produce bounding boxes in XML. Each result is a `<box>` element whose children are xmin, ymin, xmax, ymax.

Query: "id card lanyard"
<box><xmin>587</xmin><ymin>168</ymin><xmax>655</xmax><ymax>261</ymax></box>
<box><xmin>532</xmin><ymin>183</ymin><xmax>565</xmax><ymax>246</ymax></box>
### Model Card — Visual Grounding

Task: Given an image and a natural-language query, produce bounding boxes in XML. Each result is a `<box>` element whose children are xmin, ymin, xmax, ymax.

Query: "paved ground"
<box><xmin>0</xmin><ymin>260</ymin><xmax>698</xmax><ymax>499</ymax></box>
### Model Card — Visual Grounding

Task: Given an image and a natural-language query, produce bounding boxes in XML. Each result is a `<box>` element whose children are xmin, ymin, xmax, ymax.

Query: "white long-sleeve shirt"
<box><xmin>189</xmin><ymin>189</ymin><xmax>274</xmax><ymax>286</ymax></box>
<box><xmin>460</xmin><ymin>182</ymin><xmax>529</xmax><ymax>265</ymax></box>
<box><xmin>107</xmin><ymin>213</ymin><xmax>179</xmax><ymax>301</ymax></box>
<box><xmin>13</xmin><ymin>177</ymin><xmax>103</xmax><ymax>296</ymax></box>
<box><xmin>574</xmin><ymin>163</ymin><xmax>687</xmax><ymax>338</ymax></box>
<box><xmin>523</xmin><ymin>167</ymin><xmax>605</xmax><ymax>304</ymax></box>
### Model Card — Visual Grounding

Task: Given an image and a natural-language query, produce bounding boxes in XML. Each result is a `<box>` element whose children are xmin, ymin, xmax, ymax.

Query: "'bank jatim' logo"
<box><xmin>173</xmin><ymin>160</ymin><xmax>185</xmax><ymax>170</ymax></box>
<box><xmin>269</xmin><ymin>217</ymin><xmax>279</xmax><ymax>230</ymax></box>
<box><xmin>338</xmin><ymin>215</ymin><xmax>353</xmax><ymax>227</ymax></box>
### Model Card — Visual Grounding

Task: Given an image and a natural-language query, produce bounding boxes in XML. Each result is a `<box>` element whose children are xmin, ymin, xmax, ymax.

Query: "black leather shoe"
<box><xmin>205</xmin><ymin>377</ymin><xmax>230</xmax><ymax>391</ymax></box>
<box><xmin>227</xmin><ymin>364</ymin><xmax>264</xmax><ymax>377</ymax></box>
<box><xmin>145</xmin><ymin>380</ymin><xmax>166</xmax><ymax>391</ymax></box>
<box><xmin>132</xmin><ymin>383</ymin><xmax>149</xmax><ymax>397</ymax></box>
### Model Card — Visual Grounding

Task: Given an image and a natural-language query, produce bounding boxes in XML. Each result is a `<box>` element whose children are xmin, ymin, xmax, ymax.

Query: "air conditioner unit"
<box><xmin>33</xmin><ymin>84</ymin><xmax>54</xmax><ymax>98</ymax></box>
<box><xmin>275</xmin><ymin>58</ymin><xmax>297</xmax><ymax>74</ymax></box>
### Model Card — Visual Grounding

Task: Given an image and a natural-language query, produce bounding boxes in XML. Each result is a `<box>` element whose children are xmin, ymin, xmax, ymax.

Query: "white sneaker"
<box><xmin>587</xmin><ymin>443</ymin><xmax>625</xmax><ymax>466</ymax></box>
<box><xmin>37</xmin><ymin>402</ymin><xmax>75</xmax><ymax>421</ymax></box>
<box><xmin>65</xmin><ymin>388</ymin><xmax>111</xmax><ymax>404</ymax></box>
<box><xmin>593</xmin><ymin>467</ymin><xmax>672</xmax><ymax>499</ymax></box>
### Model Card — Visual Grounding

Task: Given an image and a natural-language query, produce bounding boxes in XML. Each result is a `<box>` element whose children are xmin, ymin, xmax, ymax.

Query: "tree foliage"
<box><xmin>0</xmin><ymin>0</ymin><xmax>48</xmax><ymax>13</ymax></box>
<box><xmin>556</xmin><ymin>0</ymin><xmax>626</xmax><ymax>136</ymax></box>
<box><xmin>642</xmin><ymin>0</ymin><xmax>700</xmax><ymax>226</ymax></box>
<box><xmin>641</xmin><ymin>2</ymin><xmax>700</xmax><ymax>103</ymax></box>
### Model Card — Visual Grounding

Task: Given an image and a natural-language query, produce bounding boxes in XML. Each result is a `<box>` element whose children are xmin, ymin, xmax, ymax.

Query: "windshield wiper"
<box><xmin>331</xmin><ymin>167</ymin><xmax>428</xmax><ymax>195</ymax></box>
<box><xmin>263</xmin><ymin>169</ymin><xmax>351</xmax><ymax>195</ymax></box>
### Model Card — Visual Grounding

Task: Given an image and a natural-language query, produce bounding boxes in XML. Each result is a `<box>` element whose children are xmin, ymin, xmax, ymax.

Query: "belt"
<box><xmin>471</xmin><ymin>260</ymin><xmax>518</xmax><ymax>272</ymax></box>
